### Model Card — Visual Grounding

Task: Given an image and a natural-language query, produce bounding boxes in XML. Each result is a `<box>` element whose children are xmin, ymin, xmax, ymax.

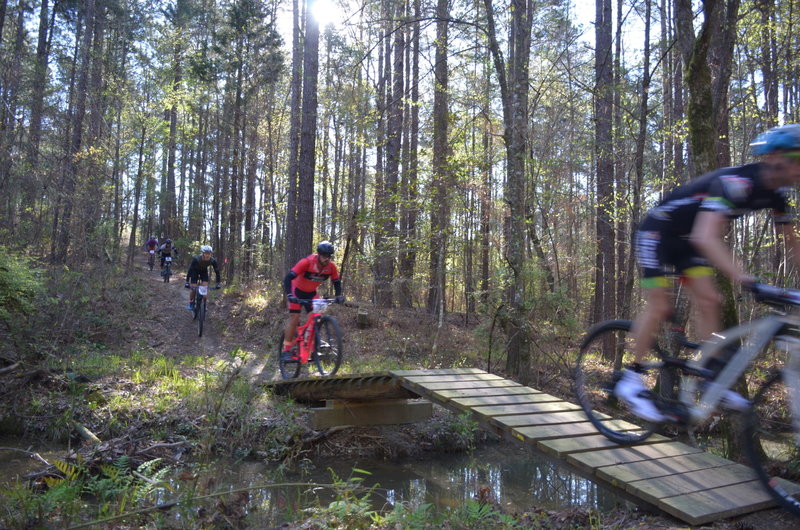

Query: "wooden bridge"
<box><xmin>265</xmin><ymin>367</ymin><xmax>800</xmax><ymax>525</ymax></box>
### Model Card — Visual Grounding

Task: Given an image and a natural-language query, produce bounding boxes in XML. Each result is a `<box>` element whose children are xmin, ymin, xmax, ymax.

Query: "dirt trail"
<box><xmin>133</xmin><ymin>252</ymin><xmax>277</xmax><ymax>381</ymax></box>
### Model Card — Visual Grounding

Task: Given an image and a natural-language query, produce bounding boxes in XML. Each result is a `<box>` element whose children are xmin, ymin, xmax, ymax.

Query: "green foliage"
<box><xmin>308</xmin><ymin>468</ymin><xmax>378</xmax><ymax>529</ymax></box>
<box><xmin>441</xmin><ymin>412</ymin><xmax>479</xmax><ymax>451</ymax></box>
<box><xmin>0</xmin><ymin>246</ymin><xmax>43</xmax><ymax>329</ymax></box>
<box><xmin>0</xmin><ymin>456</ymin><xmax>171</xmax><ymax>528</ymax></box>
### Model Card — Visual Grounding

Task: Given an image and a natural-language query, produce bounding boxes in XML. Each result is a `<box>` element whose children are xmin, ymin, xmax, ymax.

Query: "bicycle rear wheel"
<box><xmin>575</xmin><ymin>319</ymin><xmax>661</xmax><ymax>444</ymax></box>
<box><xmin>743</xmin><ymin>371</ymin><xmax>800</xmax><ymax>516</ymax></box>
<box><xmin>277</xmin><ymin>335</ymin><xmax>301</xmax><ymax>380</ymax></box>
<box><xmin>314</xmin><ymin>316</ymin><xmax>343</xmax><ymax>377</ymax></box>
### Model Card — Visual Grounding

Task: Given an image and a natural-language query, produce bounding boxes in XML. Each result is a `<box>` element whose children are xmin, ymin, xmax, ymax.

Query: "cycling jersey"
<box><xmin>635</xmin><ymin>163</ymin><xmax>793</xmax><ymax>284</ymax></box>
<box><xmin>158</xmin><ymin>244</ymin><xmax>176</xmax><ymax>256</ymax></box>
<box><xmin>145</xmin><ymin>239</ymin><xmax>158</xmax><ymax>250</ymax></box>
<box><xmin>646</xmin><ymin>163</ymin><xmax>792</xmax><ymax>234</ymax></box>
<box><xmin>187</xmin><ymin>255</ymin><xmax>221</xmax><ymax>284</ymax></box>
<box><xmin>287</xmin><ymin>254</ymin><xmax>340</xmax><ymax>293</ymax></box>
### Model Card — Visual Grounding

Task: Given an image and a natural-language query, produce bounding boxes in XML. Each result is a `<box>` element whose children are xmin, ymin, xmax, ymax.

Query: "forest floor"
<box><xmin>1</xmin><ymin>253</ymin><xmax>797</xmax><ymax>528</ymax></box>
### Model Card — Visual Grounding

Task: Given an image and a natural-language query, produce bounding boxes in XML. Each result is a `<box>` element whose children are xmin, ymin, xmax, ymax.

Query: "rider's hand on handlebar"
<box><xmin>335</xmin><ymin>295</ymin><xmax>344</xmax><ymax>304</ymax></box>
<box><xmin>215</xmin><ymin>283</ymin><xmax>221</xmax><ymax>290</ymax></box>
<box><xmin>184</xmin><ymin>282</ymin><xmax>190</xmax><ymax>289</ymax></box>
<box><xmin>287</xmin><ymin>294</ymin><xmax>299</xmax><ymax>304</ymax></box>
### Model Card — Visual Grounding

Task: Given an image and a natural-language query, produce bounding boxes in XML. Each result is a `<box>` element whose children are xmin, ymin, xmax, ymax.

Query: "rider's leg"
<box><xmin>630</xmin><ymin>285</ymin><xmax>673</xmax><ymax>364</ymax></box>
<box><xmin>283</xmin><ymin>313</ymin><xmax>301</xmax><ymax>352</ymax></box>
<box><xmin>685</xmin><ymin>272</ymin><xmax>749</xmax><ymax>410</ymax></box>
<box><xmin>616</xmin><ymin>284</ymin><xmax>673</xmax><ymax>423</ymax></box>
<box><xmin>684</xmin><ymin>273</ymin><xmax>722</xmax><ymax>344</ymax></box>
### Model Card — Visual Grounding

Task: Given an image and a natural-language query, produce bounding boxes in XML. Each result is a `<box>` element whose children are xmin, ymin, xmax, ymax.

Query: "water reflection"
<box><xmin>193</xmin><ymin>441</ymin><xmax>627</xmax><ymax>526</ymax></box>
<box><xmin>0</xmin><ymin>437</ymin><xmax>628</xmax><ymax>526</ymax></box>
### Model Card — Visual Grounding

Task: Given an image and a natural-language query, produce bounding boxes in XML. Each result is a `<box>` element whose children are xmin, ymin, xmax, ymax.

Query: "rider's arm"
<box><xmin>283</xmin><ymin>271</ymin><xmax>297</xmax><ymax>295</ymax></box>
<box><xmin>690</xmin><ymin>210</ymin><xmax>753</xmax><ymax>284</ymax></box>
<box><xmin>212</xmin><ymin>259</ymin><xmax>221</xmax><ymax>284</ymax></box>
<box><xmin>332</xmin><ymin>278</ymin><xmax>342</xmax><ymax>297</ymax></box>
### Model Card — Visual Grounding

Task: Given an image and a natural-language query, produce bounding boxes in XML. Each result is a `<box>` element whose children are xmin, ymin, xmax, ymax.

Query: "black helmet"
<box><xmin>166</xmin><ymin>239</ymin><xmax>172</xmax><ymax>244</ymax></box>
<box><xmin>317</xmin><ymin>241</ymin><xmax>334</xmax><ymax>256</ymax></box>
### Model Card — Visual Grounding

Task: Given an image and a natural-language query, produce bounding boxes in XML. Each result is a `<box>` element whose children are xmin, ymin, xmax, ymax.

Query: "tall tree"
<box><xmin>54</xmin><ymin>0</ymin><xmax>96</xmax><ymax>263</ymax></box>
<box><xmin>427</xmin><ymin>0</ymin><xmax>449</xmax><ymax>317</ymax></box>
<box><xmin>593</xmin><ymin>0</ymin><xmax>614</xmax><ymax>327</ymax></box>
<box><xmin>484</xmin><ymin>0</ymin><xmax>534</xmax><ymax>381</ymax></box>
<box><xmin>296</xmin><ymin>0</ymin><xmax>320</xmax><ymax>259</ymax></box>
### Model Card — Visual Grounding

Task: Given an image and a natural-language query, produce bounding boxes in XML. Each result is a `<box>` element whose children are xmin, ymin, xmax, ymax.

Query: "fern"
<box><xmin>53</xmin><ymin>459</ymin><xmax>81</xmax><ymax>482</ymax></box>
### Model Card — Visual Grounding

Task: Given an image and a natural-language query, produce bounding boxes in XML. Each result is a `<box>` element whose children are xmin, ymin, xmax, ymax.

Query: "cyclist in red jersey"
<box><xmin>282</xmin><ymin>241</ymin><xmax>343</xmax><ymax>360</ymax></box>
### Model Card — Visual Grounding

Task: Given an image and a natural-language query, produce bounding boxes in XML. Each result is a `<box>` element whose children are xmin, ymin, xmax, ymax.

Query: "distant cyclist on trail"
<box><xmin>158</xmin><ymin>239</ymin><xmax>178</xmax><ymax>270</ymax></box>
<box><xmin>281</xmin><ymin>241</ymin><xmax>343</xmax><ymax>361</ymax></box>
<box><xmin>144</xmin><ymin>235</ymin><xmax>158</xmax><ymax>251</ymax></box>
<box><xmin>185</xmin><ymin>245</ymin><xmax>221</xmax><ymax>311</ymax></box>
<box><xmin>616</xmin><ymin>124</ymin><xmax>800</xmax><ymax>423</ymax></box>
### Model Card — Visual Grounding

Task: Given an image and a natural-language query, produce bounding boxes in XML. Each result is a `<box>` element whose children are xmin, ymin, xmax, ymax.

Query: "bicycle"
<box><xmin>192</xmin><ymin>283</ymin><xmax>220</xmax><ymax>337</ymax></box>
<box><xmin>161</xmin><ymin>256</ymin><xmax>173</xmax><ymax>283</ymax></box>
<box><xmin>574</xmin><ymin>282</ymin><xmax>800</xmax><ymax>516</ymax></box>
<box><xmin>147</xmin><ymin>250</ymin><xmax>156</xmax><ymax>271</ymax></box>
<box><xmin>278</xmin><ymin>298</ymin><xmax>343</xmax><ymax>379</ymax></box>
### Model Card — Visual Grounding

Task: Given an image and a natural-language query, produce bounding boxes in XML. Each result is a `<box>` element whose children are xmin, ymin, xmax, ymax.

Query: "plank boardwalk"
<box><xmin>388</xmin><ymin>368</ymin><xmax>800</xmax><ymax>526</ymax></box>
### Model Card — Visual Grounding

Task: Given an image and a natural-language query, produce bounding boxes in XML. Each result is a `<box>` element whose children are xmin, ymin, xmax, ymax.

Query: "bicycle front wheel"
<box><xmin>314</xmin><ymin>316</ymin><xmax>343</xmax><ymax>377</ymax></box>
<box><xmin>575</xmin><ymin>319</ymin><xmax>660</xmax><ymax>444</ymax></box>
<box><xmin>277</xmin><ymin>334</ymin><xmax>301</xmax><ymax>380</ymax></box>
<box><xmin>197</xmin><ymin>299</ymin><xmax>205</xmax><ymax>337</ymax></box>
<box><xmin>743</xmin><ymin>371</ymin><xmax>800</xmax><ymax>516</ymax></box>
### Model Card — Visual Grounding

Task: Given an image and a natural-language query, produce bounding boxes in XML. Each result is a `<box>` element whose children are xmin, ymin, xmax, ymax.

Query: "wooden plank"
<box><xmin>658</xmin><ymin>481</ymin><xmax>777</xmax><ymax>525</ymax></box>
<box><xmin>596</xmin><ymin>452</ymin><xmax>732</xmax><ymax>485</ymax></box>
<box><xmin>402</xmin><ymin>374</ymin><xmax>505</xmax><ymax>383</ymax></box>
<box><xmin>450</xmin><ymin>393</ymin><xmax>556</xmax><ymax>409</ymax></box>
<box><xmin>495</xmin><ymin>409</ymin><xmax>611</xmax><ymax>428</ymax></box>
<box><xmin>537</xmin><ymin>434</ymin><xmax>670</xmax><ymax>458</ymax></box>
<box><xmin>409</xmin><ymin>380</ymin><xmax>522</xmax><ymax>391</ymax></box>
<box><xmin>510</xmin><ymin>419</ymin><xmax>639</xmax><ymax>442</ymax></box>
<box><xmin>472</xmin><ymin>401</ymin><xmax>582</xmax><ymax>418</ymax></box>
<box><xmin>433</xmin><ymin>386</ymin><xmax>536</xmax><ymax>400</ymax></box>
<box><xmin>390</xmin><ymin>368</ymin><xmax>487</xmax><ymax>376</ymax></box>
<box><xmin>567</xmin><ymin>442</ymin><xmax>702</xmax><ymax>475</ymax></box>
<box><xmin>626</xmin><ymin>463</ymin><xmax>758</xmax><ymax>505</ymax></box>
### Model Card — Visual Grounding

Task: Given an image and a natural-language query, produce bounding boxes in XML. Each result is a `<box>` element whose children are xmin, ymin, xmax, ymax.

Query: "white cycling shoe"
<box><xmin>614</xmin><ymin>369</ymin><xmax>667</xmax><ymax>422</ymax></box>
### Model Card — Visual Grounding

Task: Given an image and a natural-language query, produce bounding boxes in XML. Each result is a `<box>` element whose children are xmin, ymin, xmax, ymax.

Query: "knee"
<box><xmin>645</xmin><ymin>296</ymin><xmax>674</xmax><ymax>322</ymax></box>
<box><xmin>693</xmin><ymin>289</ymin><xmax>722</xmax><ymax>313</ymax></box>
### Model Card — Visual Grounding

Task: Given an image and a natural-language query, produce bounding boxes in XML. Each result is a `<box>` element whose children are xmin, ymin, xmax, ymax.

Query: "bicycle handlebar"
<box><xmin>749</xmin><ymin>282</ymin><xmax>800</xmax><ymax>308</ymax></box>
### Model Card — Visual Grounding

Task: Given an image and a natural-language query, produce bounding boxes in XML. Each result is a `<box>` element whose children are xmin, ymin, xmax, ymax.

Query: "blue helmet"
<box><xmin>750</xmin><ymin>124</ymin><xmax>800</xmax><ymax>155</ymax></box>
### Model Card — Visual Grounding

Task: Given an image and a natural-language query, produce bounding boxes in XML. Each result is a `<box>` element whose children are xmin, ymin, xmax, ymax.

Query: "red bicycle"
<box><xmin>278</xmin><ymin>298</ymin><xmax>343</xmax><ymax>379</ymax></box>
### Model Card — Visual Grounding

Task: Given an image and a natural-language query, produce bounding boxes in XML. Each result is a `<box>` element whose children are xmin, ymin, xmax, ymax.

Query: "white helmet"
<box><xmin>200</xmin><ymin>245</ymin><xmax>213</xmax><ymax>253</ymax></box>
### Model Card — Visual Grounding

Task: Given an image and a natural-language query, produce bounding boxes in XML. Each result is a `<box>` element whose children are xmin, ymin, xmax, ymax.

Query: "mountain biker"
<box><xmin>144</xmin><ymin>235</ymin><xmax>159</xmax><ymax>252</ymax></box>
<box><xmin>185</xmin><ymin>245</ymin><xmax>221</xmax><ymax>311</ymax></box>
<box><xmin>158</xmin><ymin>239</ymin><xmax>178</xmax><ymax>270</ymax></box>
<box><xmin>281</xmin><ymin>241</ymin><xmax>343</xmax><ymax>361</ymax></box>
<box><xmin>616</xmin><ymin>124</ymin><xmax>800</xmax><ymax>422</ymax></box>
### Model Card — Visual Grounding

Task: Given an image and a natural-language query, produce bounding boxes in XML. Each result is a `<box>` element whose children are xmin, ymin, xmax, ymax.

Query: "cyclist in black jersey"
<box><xmin>185</xmin><ymin>245</ymin><xmax>221</xmax><ymax>311</ymax></box>
<box><xmin>616</xmin><ymin>124</ymin><xmax>800</xmax><ymax>422</ymax></box>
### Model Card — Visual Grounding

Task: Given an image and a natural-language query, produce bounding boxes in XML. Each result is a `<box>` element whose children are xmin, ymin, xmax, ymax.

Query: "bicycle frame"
<box><xmin>291</xmin><ymin>299</ymin><xmax>334</xmax><ymax>364</ymax></box>
<box><xmin>647</xmin><ymin>294</ymin><xmax>800</xmax><ymax>429</ymax></box>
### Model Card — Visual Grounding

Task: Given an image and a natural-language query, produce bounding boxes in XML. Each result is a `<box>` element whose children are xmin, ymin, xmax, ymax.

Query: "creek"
<box><xmin>0</xmin><ymin>436</ymin><xmax>628</xmax><ymax>526</ymax></box>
